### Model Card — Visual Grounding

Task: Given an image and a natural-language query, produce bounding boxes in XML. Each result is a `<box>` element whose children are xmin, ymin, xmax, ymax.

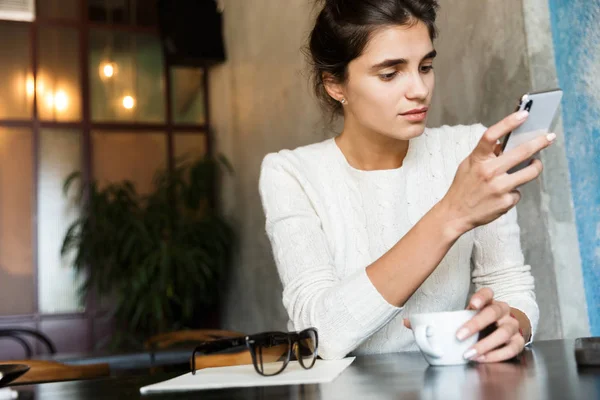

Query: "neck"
<box><xmin>335</xmin><ymin>120</ymin><xmax>410</xmax><ymax>171</ymax></box>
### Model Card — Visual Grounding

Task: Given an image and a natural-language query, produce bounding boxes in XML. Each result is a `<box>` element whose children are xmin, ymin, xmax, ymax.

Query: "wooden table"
<box><xmin>10</xmin><ymin>339</ymin><xmax>600</xmax><ymax>399</ymax></box>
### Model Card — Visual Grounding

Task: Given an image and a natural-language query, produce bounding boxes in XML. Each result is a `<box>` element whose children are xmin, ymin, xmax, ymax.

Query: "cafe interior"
<box><xmin>0</xmin><ymin>0</ymin><xmax>598</xmax><ymax>398</ymax></box>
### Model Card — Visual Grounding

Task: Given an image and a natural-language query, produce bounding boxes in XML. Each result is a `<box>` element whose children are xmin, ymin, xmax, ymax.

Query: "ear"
<box><xmin>322</xmin><ymin>72</ymin><xmax>345</xmax><ymax>103</ymax></box>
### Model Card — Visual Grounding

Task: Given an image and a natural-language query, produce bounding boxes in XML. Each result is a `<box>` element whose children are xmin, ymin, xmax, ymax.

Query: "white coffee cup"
<box><xmin>409</xmin><ymin>309</ymin><xmax>478</xmax><ymax>366</ymax></box>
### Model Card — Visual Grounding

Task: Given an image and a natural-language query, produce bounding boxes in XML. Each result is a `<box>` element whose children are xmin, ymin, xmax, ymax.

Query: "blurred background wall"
<box><xmin>548</xmin><ymin>0</ymin><xmax>600</xmax><ymax>336</ymax></box>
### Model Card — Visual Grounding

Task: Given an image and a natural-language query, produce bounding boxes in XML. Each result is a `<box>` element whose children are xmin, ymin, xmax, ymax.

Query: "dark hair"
<box><xmin>306</xmin><ymin>0</ymin><xmax>440</xmax><ymax>117</ymax></box>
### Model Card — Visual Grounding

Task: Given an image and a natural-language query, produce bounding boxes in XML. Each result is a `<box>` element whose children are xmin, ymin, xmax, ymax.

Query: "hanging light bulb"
<box><xmin>54</xmin><ymin>90</ymin><xmax>68</xmax><ymax>111</ymax></box>
<box><xmin>26</xmin><ymin>76</ymin><xmax>35</xmax><ymax>97</ymax></box>
<box><xmin>122</xmin><ymin>95</ymin><xmax>135</xmax><ymax>109</ymax></box>
<box><xmin>99</xmin><ymin>62</ymin><xmax>117</xmax><ymax>79</ymax></box>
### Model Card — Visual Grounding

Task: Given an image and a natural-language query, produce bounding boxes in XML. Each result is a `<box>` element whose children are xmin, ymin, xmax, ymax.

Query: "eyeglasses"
<box><xmin>190</xmin><ymin>328</ymin><xmax>318</xmax><ymax>376</ymax></box>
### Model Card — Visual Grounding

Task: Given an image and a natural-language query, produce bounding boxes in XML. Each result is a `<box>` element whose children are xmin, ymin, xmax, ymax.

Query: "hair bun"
<box><xmin>325</xmin><ymin>0</ymin><xmax>346</xmax><ymax>7</ymax></box>
<box><xmin>324</xmin><ymin>0</ymin><xmax>347</xmax><ymax>10</ymax></box>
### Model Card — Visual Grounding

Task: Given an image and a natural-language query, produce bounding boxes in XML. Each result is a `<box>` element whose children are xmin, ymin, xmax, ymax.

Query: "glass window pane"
<box><xmin>171</xmin><ymin>68</ymin><xmax>206</xmax><ymax>125</ymax></box>
<box><xmin>174</xmin><ymin>133</ymin><xmax>207</xmax><ymax>162</ymax></box>
<box><xmin>0</xmin><ymin>22</ymin><xmax>32</xmax><ymax>119</ymax></box>
<box><xmin>38</xmin><ymin>129</ymin><xmax>85</xmax><ymax>314</ymax></box>
<box><xmin>38</xmin><ymin>0</ymin><xmax>80</xmax><ymax>20</ymax></box>
<box><xmin>92</xmin><ymin>132</ymin><xmax>167</xmax><ymax>195</ymax></box>
<box><xmin>0</xmin><ymin>128</ymin><xmax>34</xmax><ymax>315</ymax></box>
<box><xmin>90</xmin><ymin>30</ymin><xmax>165</xmax><ymax>123</ymax></box>
<box><xmin>38</xmin><ymin>26</ymin><xmax>81</xmax><ymax>122</ymax></box>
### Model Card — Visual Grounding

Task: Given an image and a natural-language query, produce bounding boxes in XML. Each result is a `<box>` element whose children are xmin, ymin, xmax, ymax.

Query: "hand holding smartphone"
<box><xmin>442</xmin><ymin>98</ymin><xmax>559</xmax><ymax>233</ymax></box>
<box><xmin>501</xmin><ymin>89</ymin><xmax>563</xmax><ymax>174</ymax></box>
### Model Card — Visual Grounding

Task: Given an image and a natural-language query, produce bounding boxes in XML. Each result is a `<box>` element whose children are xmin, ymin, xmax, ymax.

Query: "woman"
<box><xmin>259</xmin><ymin>0</ymin><xmax>554</xmax><ymax>362</ymax></box>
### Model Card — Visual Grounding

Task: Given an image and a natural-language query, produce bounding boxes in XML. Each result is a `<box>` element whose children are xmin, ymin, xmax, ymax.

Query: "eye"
<box><xmin>379</xmin><ymin>71</ymin><xmax>397</xmax><ymax>81</ymax></box>
<box><xmin>420</xmin><ymin>65</ymin><xmax>434</xmax><ymax>73</ymax></box>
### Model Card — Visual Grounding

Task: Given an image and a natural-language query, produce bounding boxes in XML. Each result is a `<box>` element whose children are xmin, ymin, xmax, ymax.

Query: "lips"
<box><xmin>400</xmin><ymin>107</ymin><xmax>429</xmax><ymax>115</ymax></box>
<box><xmin>400</xmin><ymin>107</ymin><xmax>428</xmax><ymax>122</ymax></box>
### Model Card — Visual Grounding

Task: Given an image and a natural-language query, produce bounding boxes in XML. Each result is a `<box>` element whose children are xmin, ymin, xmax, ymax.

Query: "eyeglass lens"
<box><xmin>296</xmin><ymin>329</ymin><xmax>317</xmax><ymax>369</ymax></box>
<box><xmin>254</xmin><ymin>333</ymin><xmax>291</xmax><ymax>376</ymax></box>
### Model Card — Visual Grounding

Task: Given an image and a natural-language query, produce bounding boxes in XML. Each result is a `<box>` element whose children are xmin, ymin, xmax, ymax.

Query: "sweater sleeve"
<box><xmin>259</xmin><ymin>153</ymin><xmax>402</xmax><ymax>359</ymax></box>
<box><xmin>471</xmin><ymin>209</ymin><xmax>540</xmax><ymax>344</ymax></box>
<box><xmin>466</xmin><ymin>124</ymin><xmax>540</xmax><ymax>344</ymax></box>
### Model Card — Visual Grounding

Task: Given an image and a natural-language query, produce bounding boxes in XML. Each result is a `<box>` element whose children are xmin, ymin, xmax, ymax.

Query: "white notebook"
<box><xmin>139</xmin><ymin>357</ymin><xmax>355</xmax><ymax>394</ymax></box>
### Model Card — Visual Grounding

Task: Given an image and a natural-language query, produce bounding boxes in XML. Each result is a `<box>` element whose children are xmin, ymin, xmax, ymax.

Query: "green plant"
<box><xmin>61</xmin><ymin>156</ymin><xmax>234</xmax><ymax>349</ymax></box>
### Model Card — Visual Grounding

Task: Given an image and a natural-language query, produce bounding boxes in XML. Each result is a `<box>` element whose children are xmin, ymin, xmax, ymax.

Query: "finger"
<box><xmin>462</xmin><ymin>315</ymin><xmax>518</xmax><ymax>360</ymax></box>
<box><xmin>475</xmin><ymin>334</ymin><xmax>525</xmax><ymax>363</ymax></box>
<box><xmin>457</xmin><ymin>301</ymin><xmax>509</xmax><ymax>341</ymax></box>
<box><xmin>498</xmin><ymin>189</ymin><xmax>522</xmax><ymax>210</ymax></box>
<box><xmin>403</xmin><ymin>318</ymin><xmax>412</xmax><ymax>330</ymax></box>
<box><xmin>509</xmin><ymin>190</ymin><xmax>522</xmax><ymax>206</ymax></box>
<box><xmin>494</xmin><ymin>131</ymin><xmax>555</xmax><ymax>174</ymax></box>
<box><xmin>467</xmin><ymin>288</ymin><xmax>494</xmax><ymax>310</ymax></box>
<box><xmin>505</xmin><ymin>159</ymin><xmax>543</xmax><ymax>189</ymax></box>
<box><xmin>473</xmin><ymin>111</ymin><xmax>529</xmax><ymax>157</ymax></box>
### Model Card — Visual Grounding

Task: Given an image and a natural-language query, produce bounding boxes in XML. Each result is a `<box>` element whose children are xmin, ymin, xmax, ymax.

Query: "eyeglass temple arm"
<box><xmin>196</xmin><ymin>337</ymin><xmax>246</xmax><ymax>354</ymax></box>
<box><xmin>191</xmin><ymin>337</ymin><xmax>247</xmax><ymax>374</ymax></box>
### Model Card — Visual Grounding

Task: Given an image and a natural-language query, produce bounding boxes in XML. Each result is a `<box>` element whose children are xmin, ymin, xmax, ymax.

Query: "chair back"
<box><xmin>0</xmin><ymin>328</ymin><xmax>56</xmax><ymax>358</ymax></box>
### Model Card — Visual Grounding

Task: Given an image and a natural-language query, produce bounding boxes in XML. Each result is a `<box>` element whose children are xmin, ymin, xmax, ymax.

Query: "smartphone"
<box><xmin>575</xmin><ymin>337</ymin><xmax>600</xmax><ymax>367</ymax></box>
<box><xmin>501</xmin><ymin>88</ymin><xmax>563</xmax><ymax>174</ymax></box>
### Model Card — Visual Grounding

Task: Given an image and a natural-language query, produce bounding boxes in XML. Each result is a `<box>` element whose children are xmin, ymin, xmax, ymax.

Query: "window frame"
<box><xmin>0</xmin><ymin>0</ymin><xmax>212</xmax><ymax>354</ymax></box>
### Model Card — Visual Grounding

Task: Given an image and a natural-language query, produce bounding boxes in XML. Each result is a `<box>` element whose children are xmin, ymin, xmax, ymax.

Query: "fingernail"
<box><xmin>546</xmin><ymin>133</ymin><xmax>557</xmax><ymax>142</ymax></box>
<box><xmin>471</xmin><ymin>298</ymin><xmax>482</xmax><ymax>309</ymax></box>
<box><xmin>475</xmin><ymin>355</ymin><xmax>486</xmax><ymax>362</ymax></box>
<box><xmin>456</xmin><ymin>328</ymin><xmax>470</xmax><ymax>341</ymax></box>
<box><xmin>463</xmin><ymin>348</ymin><xmax>477</xmax><ymax>360</ymax></box>
<box><xmin>516</xmin><ymin>110</ymin><xmax>529</xmax><ymax>120</ymax></box>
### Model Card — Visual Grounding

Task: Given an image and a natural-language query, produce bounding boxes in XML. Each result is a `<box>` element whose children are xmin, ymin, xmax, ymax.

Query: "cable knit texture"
<box><xmin>259</xmin><ymin>124</ymin><xmax>539</xmax><ymax>360</ymax></box>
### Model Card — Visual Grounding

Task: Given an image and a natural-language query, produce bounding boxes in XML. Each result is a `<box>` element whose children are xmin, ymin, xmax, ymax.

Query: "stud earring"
<box><xmin>340</xmin><ymin>98</ymin><xmax>347</xmax><ymax>105</ymax></box>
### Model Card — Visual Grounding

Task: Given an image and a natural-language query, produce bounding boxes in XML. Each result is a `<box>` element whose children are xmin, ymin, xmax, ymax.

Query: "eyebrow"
<box><xmin>370</xmin><ymin>49</ymin><xmax>437</xmax><ymax>71</ymax></box>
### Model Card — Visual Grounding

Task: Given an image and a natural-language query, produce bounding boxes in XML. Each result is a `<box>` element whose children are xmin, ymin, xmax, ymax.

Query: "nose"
<box><xmin>405</xmin><ymin>72</ymin><xmax>430</xmax><ymax>101</ymax></box>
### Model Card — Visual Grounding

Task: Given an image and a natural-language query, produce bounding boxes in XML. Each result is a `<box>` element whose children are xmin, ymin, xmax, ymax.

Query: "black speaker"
<box><xmin>158</xmin><ymin>0</ymin><xmax>226</xmax><ymax>66</ymax></box>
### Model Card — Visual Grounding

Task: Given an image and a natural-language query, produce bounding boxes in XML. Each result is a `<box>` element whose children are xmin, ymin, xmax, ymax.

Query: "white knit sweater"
<box><xmin>258</xmin><ymin>124</ymin><xmax>539</xmax><ymax>360</ymax></box>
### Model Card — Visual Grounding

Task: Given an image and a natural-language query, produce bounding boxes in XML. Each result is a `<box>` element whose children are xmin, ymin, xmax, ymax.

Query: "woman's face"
<box><xmin>339</xmin><ymin>21</ymin><xmax>436</xmax><ymax>141</ymax></box>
